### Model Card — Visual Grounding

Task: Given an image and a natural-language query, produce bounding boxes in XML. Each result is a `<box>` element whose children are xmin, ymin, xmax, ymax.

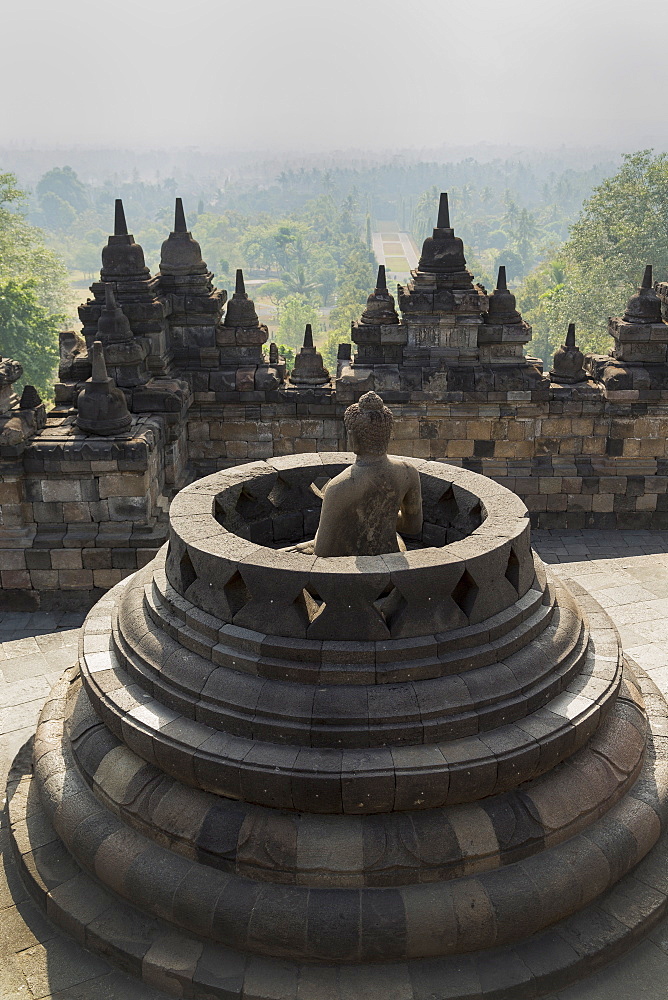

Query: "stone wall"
<box><xmin>182</xmin><ymin>391</ymin><xmax>668</xmax><ymax>531</ymax></box>
<box><xmin>4</xmin><ymin>193</ymin><xmax>668</xmax><ymax>608</ymax></box>
<box><xmin>0</xmin><ymin>413</ymin><xmax>167</xmax><ymax>598</ymax></box>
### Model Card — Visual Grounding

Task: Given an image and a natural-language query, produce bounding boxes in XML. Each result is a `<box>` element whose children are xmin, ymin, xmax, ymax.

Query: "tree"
<box><xmin>276</xmin><ymin>295</ymin><xmax>321</xmax><ymax>351</ymax></box>
<box><xmin>39</xmin><ymin>192</ymin><xmax>77</xmax><ymax>231</ymax></box>
<box><xmin>36</xmin><ymin>166</ymin><xmax>88</xmax><ymax>214</ymax></box>
<box><xmin>518</xmin><ymin>150</ymin><xmax>668</xmax><ymax>362</ymax></box>
<box><xmin>0</xmin><ymin>279</ymin><xmax>63</xmax><ymax>397</ymax></box>
<box><xmin>0</xmin><ymin>172</ymin><xmax>68</xmax><ymax>313</ymax></box>
<box><xmin>0</xmin><ymin>173</ymin><xmax>68</xmax><ymax>397</ymax></box>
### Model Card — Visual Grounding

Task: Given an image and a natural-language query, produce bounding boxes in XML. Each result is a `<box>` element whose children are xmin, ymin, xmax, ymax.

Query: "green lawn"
<box><xmin>384</xmin><ymin>256</ymin><xmax>410</xmax><ymax>271</ymax></box>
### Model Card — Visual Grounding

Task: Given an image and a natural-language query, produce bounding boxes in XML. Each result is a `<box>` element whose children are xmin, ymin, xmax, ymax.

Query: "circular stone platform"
<box><xmin>7</xmin><ymin>455</ymin><xmax>668</xmax><ymax>999</ymax></box>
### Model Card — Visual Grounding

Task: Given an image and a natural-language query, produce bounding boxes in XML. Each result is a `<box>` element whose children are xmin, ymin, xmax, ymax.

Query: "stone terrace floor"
<box><xmin>2</xmin><ymin>530</ymin><xmax>668</xmax><ymax>998</ymax></box>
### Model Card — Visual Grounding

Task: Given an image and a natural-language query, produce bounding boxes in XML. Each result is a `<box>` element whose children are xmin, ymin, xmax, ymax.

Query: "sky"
<box><xmin>2</xmin><ymin>0</ymin><xmax>668</xmax><ymax>153</ymax></box>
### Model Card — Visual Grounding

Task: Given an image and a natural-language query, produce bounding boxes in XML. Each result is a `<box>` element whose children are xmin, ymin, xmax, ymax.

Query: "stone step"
<box><xmin>79</xmin><ymin>625</ymin><xmax>622</xmax><ymax>812</ymax></box>
<box><xmin>109</xmin><ymin>584</ymin><xmax>587</xmax><ymax>748</ymax></box>
<box><xmin>140</xmin><ymin>546</ymin><xmax>553</xmax><ymax>679</ymax></box>
<box><xmin>8</xmin><ymin>664</ymin><xmax>668</xmax><ymax>989</ymax></box>
<box><xmin>67</xmin><ymin>672</ymin><xmax>647</xmax><ymax>886</ymax></box>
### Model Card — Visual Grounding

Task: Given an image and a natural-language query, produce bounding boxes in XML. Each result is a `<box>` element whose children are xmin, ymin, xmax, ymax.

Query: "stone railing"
<box><xmin>165</xmin><ymin>455</ymin><xmax>534</xmax><ymax>642</ymax></box>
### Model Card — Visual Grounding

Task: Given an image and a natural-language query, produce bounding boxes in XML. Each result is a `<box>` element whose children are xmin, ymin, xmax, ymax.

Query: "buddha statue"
<box><xmin>313</xmin><ymin>391</ymin><xmax>422</xmax><ymax>556</ymax></box>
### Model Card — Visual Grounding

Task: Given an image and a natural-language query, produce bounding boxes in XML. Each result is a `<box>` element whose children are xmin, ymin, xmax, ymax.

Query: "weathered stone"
<box><xmin>75</xmin><ymin>341</ymin><xmax>132</xmax><ymax>437</ymax></box>
<box><xmin>289</xmin><ymin>325</ymin><xmax>331</xmax><ymax>387</ymax></box>
<box><xmin>551</xmin><ymin>323</ymin><xmax>587</xmax><ymax>384</ymax></box>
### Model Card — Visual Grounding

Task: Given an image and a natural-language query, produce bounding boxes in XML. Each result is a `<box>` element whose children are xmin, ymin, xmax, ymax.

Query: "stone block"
<box><xmin>0</xmin><ymin>480</ymin><xmax>22</xmax><ymax>503</ymax></box>
<box><xmin>98</xmin><ymin>473</ymin><xmax>148</xmax><ymax>499</ymax></box>
<box><xmin>236</xmin><ymin>368</ymin><xmax>256</xmax><ymax>392</ymax></box>
<box><xmin>42</xmin><ymin>480</ymin><xmax>83</xmax><ymax>503</ymax></box>
<box><xmin>51</xmin><ymin>549</ymin><xmax>83</xmax><ymax>570</ymax></box>
<box><xmin>107</xmin><ymin>495</ymin><xmax>150</xmax><ymax>521</ymax></box>
<box><xmin>61</xmin><ymin>501</ymin><xmax>93</xmax><ymax>522</ymax></box>
<box><xmin>82</xmin><ymin>548</ymin><xmax>112</xmax><ymax>569</ymax></box>
<box><xmin>0</xmin><ymin>548</ymin><xmax>27</xmax><ymax>569</ymax></box>
<box><xmin>1</xmin><ymin>569</ymin><xmax>31</xmax><ymax>588</ymax></box>
<box><xmin>29</xmin><ymin>569</ymin><xmax>59</xmax><ymax>588</ymax></box>
<box><xmin>25</xmin><ymin>549</ymin><xmax>51</xmax><ymax>569</ymax></box>
<box><xmin>93</xmin><ymin>569</ymin><xmax>124</xmax><ymax>588</ymax></box>
<box><xmin>58</xmin><ymin>569</ymin><xmax>94</xmax><ymax>589</ymax></box>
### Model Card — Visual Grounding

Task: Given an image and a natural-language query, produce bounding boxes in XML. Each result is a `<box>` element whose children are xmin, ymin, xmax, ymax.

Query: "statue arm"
<box><xmin>397</xmin><ymin>468</ymin><xmax>422</xmax><ymax>537</ymax></box>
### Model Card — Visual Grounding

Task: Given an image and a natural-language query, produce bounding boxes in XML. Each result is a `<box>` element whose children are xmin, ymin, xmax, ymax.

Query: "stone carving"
<box><xmin>0</xmin><ymin>355</ymin><xmax>23</xmax><ymax>415</ymax></box>
<box><xmin>95</xmin><ymin>283</ymin><xmax>149</xmax><ymax>387</ymax></box>
<box><xmin>313</xmin><ymin>391</ymin><xmax>422</xmax><ymax>556</ymax></box>
<box><xmin>159</xmin><ymin>197</ymin><xmax>209</xmax><ymax>276</ymax></box>
<box><xmin>359</xmin><ymin>265</ymin><xmax>400</xmax><ymax>326</ymax></box>
<box><xmin>18</xmin><ymin>385</ymin><xmax>42</xmax><ymax>409</ymax></box>
<box><xmin>624</xmin><ymin>264</ymin><xmax>662</xmax><ymax>323</ymax></box>
<box><xmin>0</xmin><ymin>356</ymin><xmax>22</xmax><ymax>387</ymax></box>
<box><xmin>76</xmin><ymin>199</ymin><xmax>172</xmax><ymax>380</ymax></box>
<box><xmin>417</xmin><ymin>192</ymin><xmax>468</xmax><ymax>274</ymax></box>
<box><xmin>223</xmin><ymin>268</ymin><xmax>261</xmax><ymax>329</ymax></box>
<box><xmin>11</xmin><ymin>455</ymin><xmax>668</xmax><ymax>999</ymax></box>
<box><xmin>288</xmin><ymin>324</ymin><xmax>331</xmax><ymax>386</ymax></box>
<box><xmin>550</xmin><ymin>322</ymin><xmax>587</xmax><ymax>384</ymax></box>
<box><xmin>351</xmin><ymin>265</ymin><xmax>406</xmax><ymax>365</ymax></box>
<box><xmin>75</xmin><ymin>340</ymin><xmax>132</xmax><ymax>436</ymax></box>
<box><xmin>484</xmin><ymin>265</ymin><xmax>522</xmax><ymax>324</ymax></box>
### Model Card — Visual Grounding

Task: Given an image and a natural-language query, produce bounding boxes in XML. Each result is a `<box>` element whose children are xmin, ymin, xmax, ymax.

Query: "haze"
<box><xmin>2</xmin><ymin>0</ymin><xmax>668</xmax><ymax>154</ymax></box>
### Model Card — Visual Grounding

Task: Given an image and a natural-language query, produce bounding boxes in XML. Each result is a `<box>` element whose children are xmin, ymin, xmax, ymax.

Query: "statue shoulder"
<box><xmin>322</xmin><ymin>466</ymin><xmax>353</xmax><ymax>495</ymax></box>
<box><xmin>389</xmin><ymin>456</ymin><xmax>421</xmax><ymax>481</ymax></box>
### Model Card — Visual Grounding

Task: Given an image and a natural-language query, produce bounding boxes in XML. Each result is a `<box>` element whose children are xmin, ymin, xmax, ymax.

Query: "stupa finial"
<box><xmin>437</xmin><ymin>192</ymin><xmax>450</xmax><ymax>229</ymax></box>
<box><xmin>174</xmin><ymin>198</ymin><xmax>187</xmax><ymax>233</ymax></box>
<box><xmin>376</xmin><ymin>265</ymin><xmax>387</xmax><ymax>291</ymax></box>
<box><xmin>565</xmin><ymin>322</ymin><xmax>576</xmax><ymax>348</ymax></box>
<box><xmin>236</xmin><ymin>268</ymin><xmax>246</xmax><ymax>296</ymax></box>
<box><xmin>642</xmin><ymin>264</ymin><xmax>653</xmax><ymax>289</ymax></box>
<box><xmin>303</xmin><ymin>324</ymin><xmax>314</xmax><ymax>349</ymax></box>
<box><xmin>91</xmin><ymin>340</ymin><xmax>109</xmax><ymax>382</ymax></box>
<box><xmin>114</xmin><ymin>199</ymin><xmax>128</xmax><ymax>236</ymax></box>
<box><xmin>497</xmin><ymin>265</ymin><xmax>508</xmax><ymax>291</ymax></box>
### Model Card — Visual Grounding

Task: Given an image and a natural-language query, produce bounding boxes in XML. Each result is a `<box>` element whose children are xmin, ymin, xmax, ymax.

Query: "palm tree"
<box><xmin>278</xmin><ymin>266</ymin><xmax>321</xmax><ymax>298</ymax></box>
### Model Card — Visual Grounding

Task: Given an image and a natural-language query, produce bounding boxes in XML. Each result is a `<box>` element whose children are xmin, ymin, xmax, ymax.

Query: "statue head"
<box><xmin>344</xmin><ymin>391</ymin><xmax>393</xmax><ymax>456</ymax></box>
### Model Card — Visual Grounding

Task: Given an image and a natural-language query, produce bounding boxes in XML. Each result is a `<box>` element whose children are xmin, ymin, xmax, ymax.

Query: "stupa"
<box><xmin>8</xmin><ymin>394</ymin><xmax>668</xmax><ymax>999</ymax></box>
<box><xmin>157</xmin><ymin>198</ymin><xmax>227</xmax><ymax>371</ymax></box>
<box><xmin>289</xmin><ymin>324</ymin><xmax>331</xmax><ymax>386</ymax></box>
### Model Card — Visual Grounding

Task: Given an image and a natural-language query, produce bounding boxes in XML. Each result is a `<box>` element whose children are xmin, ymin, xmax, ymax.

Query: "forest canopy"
<box><xmin>0</xmin><ymin>172</ymin><xmax>67</xmax><ymax>397</ymax></box>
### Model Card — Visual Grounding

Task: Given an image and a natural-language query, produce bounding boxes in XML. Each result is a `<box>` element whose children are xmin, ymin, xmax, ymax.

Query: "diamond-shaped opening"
<box><xmin>223</xmin><ymin>571</ymin><xmax>252</xmax><ymax>617</ymax></box>
<box><xmin>301</xmin><ymin>585</ymin><xmax>325</xmax><ymax>623</ymax></box>
<box><xmin>469</xmin><ymin>500</ymin><xmax>483</xmax><ymax>526</ymax></box>
<box><xmin>435</xmin><ymin>485</ymin><xmax>459</xmax><ymax>524</ymax></box>
<box><xmin>179</xmin><ymin>549</ymin><xmax>197</xmax><ymax>593</ymax></box>
<box><xmin>235</xmin><ymin>488</ymin><xmax>260</xmax><ymax>522</ymax></box>
<box><xmin>214</xmin><ymin>496</ymin><xmax>227</xmax><ymax>527</ymax></box>
<box><xmin>505</xmin><ymin>548</ymin><xmax>520</xmax><ymax>593</ymax></box>
<box><xmin>373</xmin><ymin>583</ymin><xmax>407</xmax><ymax>629</ymax></box>
<box><xmin>268</xmin><ymin>475</ymin><xmax>293</xmax><ymax>510</ymax></box>
<box><xmin>452</xmin><ymin>570</ymin><xmax>479</xmax><ymax>618</ymax></box>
